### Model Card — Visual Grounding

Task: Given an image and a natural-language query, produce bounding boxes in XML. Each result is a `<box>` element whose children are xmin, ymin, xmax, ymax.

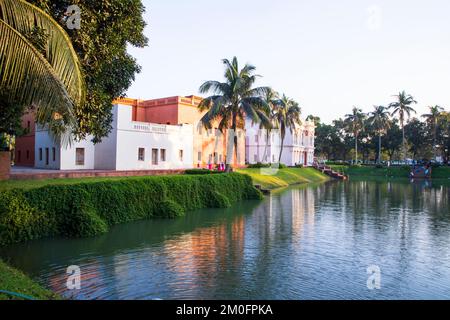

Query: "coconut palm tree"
<box><xmin>344</xmin><ymin>107</ymin><xmax>365</xmax><ymax>164</ymax></box>
<box><xmin>422</xmin><ymin>105</ymin><xmax>444</xmax><ymax>160</ymax></box>
<box><xmin>0</xmin><ymin>0</ymin><xmax>85</xmax><ymax>145</ymax></box>
<box><xmin>368</xmin><ymin>105</ymin><xmax>391</xmax><ymax>164</ymax></box>
<box><xmin>389</xmin><ymin>91</ymin><xmax>417</xmax><ymax>161</ymax></box>
<box><xmin>260</xmin><ymin>89</ymin><xmax>278</xmax><ymax>163</ymax></box>
<box><xmin>272</xmin><ymin>94</ymin><xmax>301</xmax><ymax>164</ymax></box>
<box><xmin>198</xmin><ymin>57</ymin><xmax>270</xmax><ymax>171</ymax></box>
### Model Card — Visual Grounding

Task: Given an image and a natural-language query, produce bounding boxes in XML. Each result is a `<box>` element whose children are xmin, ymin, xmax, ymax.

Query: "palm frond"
<box><xmin>0</xmin><ymin>0</ymin><xmax>85</xmax><ymax>107</ymax></box>
<box><xmin>0</xmin><ymin>19</ymin><xmax>76</xmax><ymax>139</ymax></box>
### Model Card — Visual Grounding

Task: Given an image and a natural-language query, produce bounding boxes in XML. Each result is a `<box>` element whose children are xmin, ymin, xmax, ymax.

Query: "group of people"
<box><xmin>198</xmin><ymin>162</ymin><xmax>227</xmax><ymax>171</ymax></box>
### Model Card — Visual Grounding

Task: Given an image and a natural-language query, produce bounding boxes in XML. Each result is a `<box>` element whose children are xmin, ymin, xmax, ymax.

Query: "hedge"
<box><xmin>0</xmin><ymin>173</ymin><xmax>263</xmax><ymax>246</ymax></box>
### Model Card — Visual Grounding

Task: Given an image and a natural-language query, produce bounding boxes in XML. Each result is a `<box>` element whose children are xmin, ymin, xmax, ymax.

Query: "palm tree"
<box><xmin>422</xmin><ymin>105</ymin><xmax>444</xmax><ymax>159</ymax></box>
<box><xmin>198</xmin><ymin>57</ymin><xmax>270</xmax><ymax>171</ymax></box>
<box><xmin>368</xmin><ymin>105</ymin><xmax>391</xmax><ymax>164</ymax></box>
<box><xmin>260</xmin><ymin>89</ymin><xmax>278</xmax><ymax>163</ymax></box>
<box><xmin>272</xmin><ymin>94</ymin><xmax>301</xmax><ymax>164</ymax></box>
<box><xmin>344</xmin><ymin>107</ymin><xmax>365</xmax><ymax>164</ymax></box>
<box><xmin>0</xmin><ymin>0</ymin><xmax>85</xmax><ymax>144</ymax></box>
<box><xmin>389</xmin><ymin>91</ymin><xmax>417</xmax><ymax>161</ymax></box>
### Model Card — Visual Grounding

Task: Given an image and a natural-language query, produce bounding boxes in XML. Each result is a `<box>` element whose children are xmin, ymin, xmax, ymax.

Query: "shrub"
<box><xmin>247</xmin><ymin>162</ymin><xmax>271</xmax><ymax>169</ymax></box>
<box><xmin>155</xmin><ymin>200</ymin><xmax>185</xmax><ymax>219</ymax></box>
<box><xmin>208</xmin><ymin>191</ymin><xmax>231</xmax><ymax>208</ymax></box>
<box><xmin>185</xmin><ymin>169</ymin><xmax>224</xmax><ymax>175</ymax></box>
<box><xmin>0</xmin><ymin>173</ymin><xmax>262</xmax><ymax>246</ymax></box>
<box><xmin>294</xmin><ymin>164</ymin><xmax>304</xmax><ymax>168</ymax></box>
<box><xmin>375</xmin><ymin>164</ymin><xmax>384</xmax><ymax>169</ymax></box>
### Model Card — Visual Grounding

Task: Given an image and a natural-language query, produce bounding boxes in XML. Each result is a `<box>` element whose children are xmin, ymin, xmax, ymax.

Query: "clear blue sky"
<box><xmin>126</xmin><ymin>0</ymin><xmax>450</xmax><ymax>124</ymax></box>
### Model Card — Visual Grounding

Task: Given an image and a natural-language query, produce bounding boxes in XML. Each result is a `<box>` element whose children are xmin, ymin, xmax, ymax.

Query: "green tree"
<box><xmin>389</xmin><ymin>91</ymin><xmax>417</xmax><ymax>161</ymax></box>
<box><xmin>405</xmin><ymin>118</ymin><xmax>430</xmax><ymax>159</ymax></box>
<box><xmin>28</xmin><ymin>0</ymin><xmax>148</xmax><ymax>143</ymax></box>
<box><xmin>198</xmin><ymin>57</ymin><xmax>270</xmax><ymax>171</ymax></box>
<box><xmin>260</xmin><ymin>89</ymin><xmax>279</xmax><ymax>163</ymax></box>
<box><xmin>436</xmin><ymin>111</ymin><xmax>450</xmax><ymax>163</ymax></box>
<box><xmin>384</xmin><ymin>120</ymin><xmax>403</xmax><ymax>161</ymax></box>
<box><xmin>272</xmin><ymin>94</ymin><xmax>301</xmax><ymax>163</ymax></box>
<box><xmin>344</xmin><ymin>107</ymin><xmax>366</xmax><ymax>164</ymax></box>
<box><xmin>368</xmin><ymin>105</ymin><xmax>391</xmax><ymax>164</ymax></box>
<box><xmin>0</xmin><ymin>0</ymin><xmax>85</xmax><ymax>147</ymax></box>
<box><xmin>422</xmin><ymin>105</ymin><xmax>444</xmax><ymax>160</ymax></box>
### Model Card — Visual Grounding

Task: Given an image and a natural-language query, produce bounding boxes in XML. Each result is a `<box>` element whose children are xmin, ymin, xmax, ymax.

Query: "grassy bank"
<box><xmin>237</xmin><ymin>167</ymin><xmax>330</xmax><ymax>190</ymax></box>
<box><xmin>0</xmin><ymin>173</ymin><xmax>262</xmax><ymax>246</ymax></box>
<box><xmin>0</xmin><ymin>259</ymin><xmax>60</xmax><ymax>300</ymax></box>
<box><xmin>329</xmin><ymin>165</ymin><xmax>450</xmax><ymax>179</ymax></box>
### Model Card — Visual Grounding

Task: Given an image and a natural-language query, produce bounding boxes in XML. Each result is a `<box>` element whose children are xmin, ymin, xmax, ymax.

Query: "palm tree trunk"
<box><xmin>402</xmin><ymin>124</ymin><xmax>406</xmax><ymax>162</ymax></box>
<box><xmin>378</xmin><ymin>134</ymin><xmax>382</xmax><ymax>164</ymax></box>
<box><xmin>354</xmin><ymin>134</ymin><xmax>358</xmax><ymax>164</ymax></box>
<box><xmin>262</xmin><ymin>130</ymin><xmax>269</xmax><ymax>163</ymax></box>
<box><xmin>278</xmin><ymin>132</ymin><xmax>285</xmax><ymax>164</ymax></box>
<box><xmin>225</xmin><ymin>114</ymin><xmax>237</xmax><ymax>172</ymax></box>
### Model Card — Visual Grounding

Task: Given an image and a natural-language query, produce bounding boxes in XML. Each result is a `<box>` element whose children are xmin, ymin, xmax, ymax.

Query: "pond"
<box><xmin>1</xmin><ymin>180</ymin><xmax>449</xmax><ymax>300</ymax></box>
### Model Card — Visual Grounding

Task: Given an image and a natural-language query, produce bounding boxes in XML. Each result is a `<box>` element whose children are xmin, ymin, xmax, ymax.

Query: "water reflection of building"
<box><xmin>160</xmin><ymin>215</ymin><xmax>246</xmax><ymax>296</ymax></box>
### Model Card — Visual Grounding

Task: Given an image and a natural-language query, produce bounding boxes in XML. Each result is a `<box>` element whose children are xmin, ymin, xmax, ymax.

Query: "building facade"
<box><xmin>245</xmin><ymin>120</ymin><xmax>315</xmax><ymax>166</ymax></box>
<box><xmin>16</xmin><ymin>95</ymin><xmax>247</xmax><ymax>171</ymax></box>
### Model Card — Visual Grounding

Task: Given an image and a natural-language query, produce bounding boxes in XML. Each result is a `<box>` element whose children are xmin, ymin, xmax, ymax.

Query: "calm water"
<box><xmin>1</xmin><ymin>180</ymin><xmax>450</xmax><ymax>300</ymax></box>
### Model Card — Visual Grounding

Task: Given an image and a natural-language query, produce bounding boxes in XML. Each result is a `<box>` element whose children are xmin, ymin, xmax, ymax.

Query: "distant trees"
<box><xmin>313</xmin><ymin>91</ymin><xmax>449</xmax><ymax>164</ymax></box>
<box><xmin>389</xmin><ymin>91</ymin><xmax>417</xmax><ymax>161</ymax></box>
<box><xmin>344</xmin><ymin>107</ymin><xmax>366</xmax><ymax>164</ymax></box>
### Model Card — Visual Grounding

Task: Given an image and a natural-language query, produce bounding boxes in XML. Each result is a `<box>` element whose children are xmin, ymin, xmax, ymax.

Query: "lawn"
<box><xmin>0</xmin><ymin>259</ymin><xmax>60</xmax><ymax>300</ymax></box>
<box><xmin>237</xmin><ymin>167</ymin><xmax>330</xmax><ymax>190</ymax></box>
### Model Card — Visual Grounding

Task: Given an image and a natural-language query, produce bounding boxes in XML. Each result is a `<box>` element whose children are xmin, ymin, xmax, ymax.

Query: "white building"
<box><xmin>245</xmin><ymin>120</ymin><xmax>315</xmax><ymax>166</ymax></box>
<box><xmin>35</xmin><ymin>103</ymin><xmax>194</xmax><ymax>170</ymax></box>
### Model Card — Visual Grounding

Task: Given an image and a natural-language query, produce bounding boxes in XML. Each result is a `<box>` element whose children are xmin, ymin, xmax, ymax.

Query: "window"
<box><xmin>254</xmin><ymin>154</ymin><xmax>258</xmax><ymax>162</ymax></box>
<box><xmin>39</xmin><ymin>148</ymin><xmax>42</xmax><ymax>161</ymax></box>
<box><xmin>45</xmin><ymin>148</ymin><xmax>49</xmax><ymax>165</ymax></box>
<box><xmin>213</xmin><ymin>152</ymin><xmax>218</xmax><ymax>164</ymax></box>
<box><xmin>255</xmin><ymin>135</ymin><xmax>259</xmax><ymax>143</ymax></box>
<box><xmin>160</xmin><ymin>149</ymin><xmax>166</xmax><ymax>161</ymax></box>
<box><xmin>138</xmin><ymin>148</ymin><xmax>145</xmax><ymax>161</ymax></box>
<box><xmin>17</xmin><ymin>150</ymin><xmax>21</xmax><ymax>162</ymax></box>
<box><xmin>179</xmin><ymin>150</ymin><xmax>184</xmax><ymax>162</ymax></box>
<box><xmin>27</xmin><ymin>121</ymin><xmax>31</xmax><ymax>131</ymax></box>
<box><xmin>219</xmin><ymin>154</ymin><xmax>223</xmax><ymax>163</ymax></box>
<box><xmin>152</xmin><ymin>149</ymin><xmax>158</xmax><ymax>165</ymax></box>
<box><xmin>26</xmin><ymin>150</ymin><xmax>29</xmax><ymax>159</ymax></box>
<box><xmin>197</xmin><ymin>151</ymin><xmax>202</xmax><ymax>162</ymax></box>
<box><xmin>52</xmin><ymin>147</ymin><xmax>56</xmax><ymax>162</ymax></box>
<box><xmin>76</xmin><ymin>148</ymin><xmax>85</xmax><ymax>166</ymax></box>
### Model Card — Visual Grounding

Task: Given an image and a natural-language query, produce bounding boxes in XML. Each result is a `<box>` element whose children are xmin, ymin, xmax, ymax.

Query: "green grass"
<box><xmin>237</xmin><ymin>167</ymin><xmax>330</xmax><ymax>190</ymax></box>
<box><xmin>329</xmin><ymin>165</ymin><xmax>450</xmax><ymax>179</ymax></box>
<box><xmin>0</xmin><ymin>259</ymin><xmax>60</xmax><ymax>300</ymax></box>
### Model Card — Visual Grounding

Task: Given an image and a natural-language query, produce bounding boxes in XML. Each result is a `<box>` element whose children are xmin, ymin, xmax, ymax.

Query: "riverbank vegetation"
<box><xmin>329</xmin><ymin>165</ymin><xmax>450</xmax><ymax>180</ymax></box>
<box><xmin>0</xmin><ymin>173</ymin><xmax>262</xmax><ymax>246</ymax></box>
<box><xmin>311</xmin><ymin>92</ymin><xmax>449</xmax><ymax>164</ymax></box>
<box><xmin>0</xmin><ymin>259</ymin><xmax>60</xmax><ymax>300</ymax></box>
<box><xmin>237</xmin><ymin>167</ymin><xmax>329</xmax><ymax>190</ymax></box>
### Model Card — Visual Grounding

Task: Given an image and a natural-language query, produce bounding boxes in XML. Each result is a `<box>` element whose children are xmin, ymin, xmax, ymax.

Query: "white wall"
<box><xmin>35</xmin><ymin>128</ymin><xmax>60</xmax><ymax>169</ymax></box>
<box><xmin>94</xmin><ymin>106</ymin><xmax>118</xmax><ymax>170</ymax></box>
<box><xmin>60</xmin><ymin>138</ymin><xmax>96</xmax><ymax>170</ymax></box>
<box><xmin>245</xmin><ymin>120</ymin><xmax>316</xmax><ymax>166</ymax></box>
<box><xmin>35</xmin><ymin>127</ymin><xmax>96</xmax><ymax>170</ymax></box>
<box><xmin>113</xmin><ymin>104</ymin><xmax>194</xmax><ymax>170</ymax></box>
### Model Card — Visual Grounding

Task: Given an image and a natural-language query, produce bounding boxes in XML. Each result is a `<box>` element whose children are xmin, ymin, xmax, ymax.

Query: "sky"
<box><xmin>126</xmin><ymin>0</ymin><xmax>450</xmax><ymax>124</ymax></box>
